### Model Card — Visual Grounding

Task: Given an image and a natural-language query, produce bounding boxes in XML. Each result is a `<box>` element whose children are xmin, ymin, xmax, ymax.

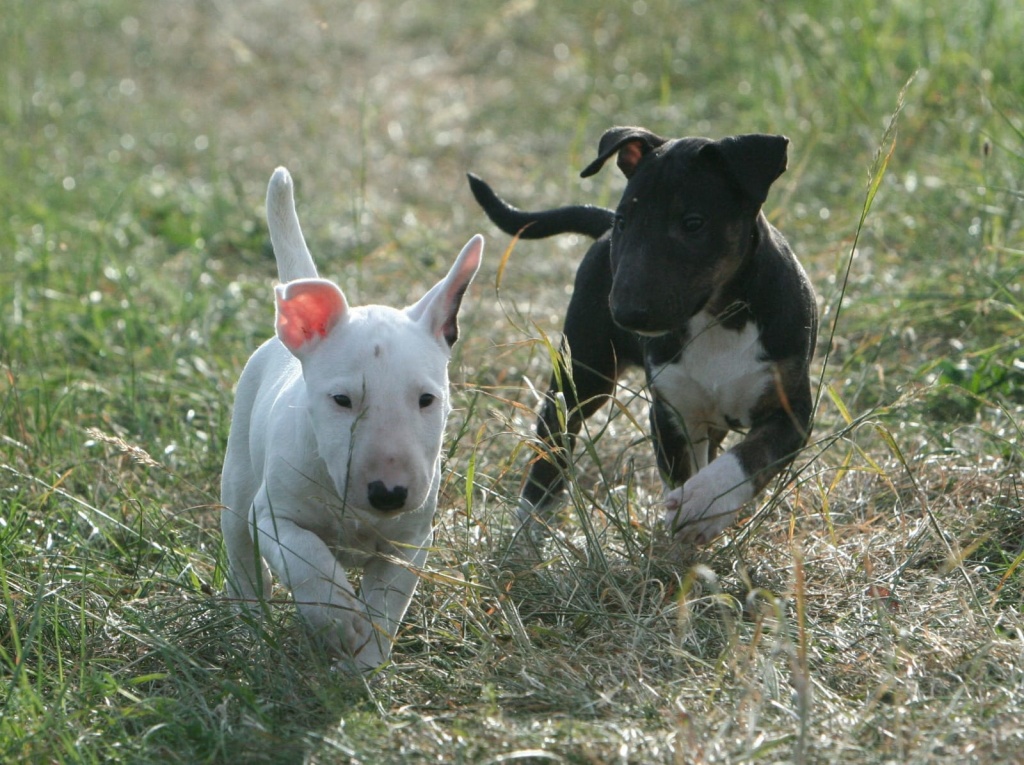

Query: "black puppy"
<box><xmin>469</xmin><ymin>127</ymin><xmax>817</xmax><ymax>545</ymax></box>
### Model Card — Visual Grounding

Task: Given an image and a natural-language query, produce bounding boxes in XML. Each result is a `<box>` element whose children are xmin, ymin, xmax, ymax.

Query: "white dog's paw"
<box><xmin>663</xmin><ymin>453</ymin><xmax>754</xmax><ymax>545</ymax></box>
<box><xmin>352</xmin><ymin>637</ymin><xmax>389</xmax><ymax>673</ymax></box>
<box><xmin>225</xmin><ymin>576</ymin><xmax>272</xmax><ymax>620</ymax></box>
<box><xmin>296</xmin><ymin>586</ymin><xmax>374</xmax><ymax>659</ymax></box>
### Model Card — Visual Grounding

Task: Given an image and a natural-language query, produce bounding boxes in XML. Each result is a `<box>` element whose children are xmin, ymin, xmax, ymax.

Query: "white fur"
<box><xmin>221</xmin><ymin>167</ymin><xmax>482</xmax><ymax>671</ymax></box>
<box><xmin>650</xmin><ymin>310</ymin><xmax>771</xmax><ymax>542</ymax></box>
<box><xmin>664</xmin><ymin>452</ymin><xmax>754</xmax><ymax>544</ymax></box>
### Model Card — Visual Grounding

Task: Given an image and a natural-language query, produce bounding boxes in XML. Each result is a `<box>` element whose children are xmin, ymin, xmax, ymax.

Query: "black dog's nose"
<box><xmin>612</xmin><ymin>303</ymin><xmax>653</xmax><ymax>333</ymax></box>
<box><xmin>367</xmin><ymin>481</ymin><xmax>408</xmax><ymax>511</ymax></box>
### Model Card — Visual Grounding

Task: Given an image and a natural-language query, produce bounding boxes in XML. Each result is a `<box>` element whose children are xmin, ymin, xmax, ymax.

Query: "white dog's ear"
<box><xmin>267</xmin><ymin>167</ymin><xmax>319</xmax><ymax>283</ymax></box>
<box><xmin>275</xmin><ymin>278</ymin><xmax>348</xmax><ymax>356</ymax></box>
<box><xmin>407</xmin><ymin>235</ymin><xmax>484</xmax><ymax>348</ymax></box>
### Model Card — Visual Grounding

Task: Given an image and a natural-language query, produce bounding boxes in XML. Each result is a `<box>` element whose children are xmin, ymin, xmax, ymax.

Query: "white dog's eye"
<box><xmin>332</xmin><ymin>394</ymin><xmax>352</xmax><ymax>409</ymax></box>
<box><xmin>418</xmin><ymin>393</ymin><xmax>436</xmax><ymax>409</ymax></box>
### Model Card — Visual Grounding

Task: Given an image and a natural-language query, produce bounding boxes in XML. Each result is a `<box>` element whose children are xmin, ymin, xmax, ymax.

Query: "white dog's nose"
<box><xmin>367</xmin><ymin>481</ymin><xmax>408</xmax><ymax>512</ymax></box>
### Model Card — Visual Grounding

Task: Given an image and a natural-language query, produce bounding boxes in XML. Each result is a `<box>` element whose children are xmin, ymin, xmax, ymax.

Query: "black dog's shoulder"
<box><xmin>747</xmin><ymin>218</ymin><xmax>818</xmax><ymax>363</ymax></box>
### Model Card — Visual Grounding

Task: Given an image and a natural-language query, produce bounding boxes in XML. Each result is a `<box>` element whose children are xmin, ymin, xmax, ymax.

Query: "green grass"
<box><xmin>2</xmin><ymin>0</ymin><xmax>1022</xmax><ymax>762</ymax></box>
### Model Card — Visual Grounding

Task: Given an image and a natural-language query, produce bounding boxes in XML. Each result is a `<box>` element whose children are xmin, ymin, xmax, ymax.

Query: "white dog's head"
<box><xmin>268</xmin><ymin>173</ymin><xmax>483</xmax><ymax>516</ymax></box>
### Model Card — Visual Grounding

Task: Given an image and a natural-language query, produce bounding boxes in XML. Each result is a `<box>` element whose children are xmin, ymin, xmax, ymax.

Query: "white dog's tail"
<box><xmin>267</xmin><ymin>167</ymin><xmax>318</xmax><ymax>282</ymax></box>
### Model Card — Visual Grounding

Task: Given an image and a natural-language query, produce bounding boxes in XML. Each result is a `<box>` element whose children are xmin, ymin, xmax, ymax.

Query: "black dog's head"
<box><xmin>582</xmin><ymin>127</ymin><xmax>789</xmax><ymax>335</ymax></box>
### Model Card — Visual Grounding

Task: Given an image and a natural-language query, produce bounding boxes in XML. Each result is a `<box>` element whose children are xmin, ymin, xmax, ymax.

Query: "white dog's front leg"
<box><xmin>354</xmin><ymin>538</ymin><xmax>430</xmax><ymax>671</ymax></box>
<box><xmin>255</xmin><ymin>514</ymin><xmax>373</xmax><ymax>659</ymax></box>
<box><xmin>664</xmin><ymin>452</ymin><xmax>754</xmax><ymax>545</ymax></box>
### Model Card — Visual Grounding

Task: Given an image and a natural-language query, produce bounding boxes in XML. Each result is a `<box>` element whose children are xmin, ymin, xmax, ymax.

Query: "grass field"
<box><xmin>2</xmin><ymin>1</ymin><xmax>1022</xmax><ymax>762</ymax></box>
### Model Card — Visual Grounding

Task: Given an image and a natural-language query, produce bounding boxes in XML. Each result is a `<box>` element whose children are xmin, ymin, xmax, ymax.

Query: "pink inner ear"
<box><xmin>617</xmin><ymin>141</ymin><xmax>645</xmax><ymax>176</ymax></box>
<box><xmin>275</xmin><ymin>280</ymin><xmax>346</xmax><ymax>353</ymax></box>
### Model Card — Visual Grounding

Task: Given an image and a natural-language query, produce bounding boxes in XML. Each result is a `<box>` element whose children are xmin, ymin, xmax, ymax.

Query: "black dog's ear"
<box><xmin>580</xmin><ymin>126</ymin><xmax>668</xmax><ymax>179</ymax></box>
<box><xmin>701</xmin><ymin>134</ymin><xmax>789</xmax><ymax>207</ymax></box>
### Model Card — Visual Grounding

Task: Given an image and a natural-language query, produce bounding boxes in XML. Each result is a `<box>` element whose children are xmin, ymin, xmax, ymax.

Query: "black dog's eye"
<box><xmin>613</xmin><ymin>214</ymin><xmax>626</xmax><ymax>232</ymax></box>
<box><xmin>332</xmin><ymin>394</ymin><xmax>352</xmax><ymax>409</ymax></box>
<box><xmin>419</xmin><ymin>393</ymin><xmax>436</xmax><ymax>409</ymax></box>
<box><xmin>681</xmin><ymin>214</ymin><xmax>705</xmax><ymax>233</ymax></box>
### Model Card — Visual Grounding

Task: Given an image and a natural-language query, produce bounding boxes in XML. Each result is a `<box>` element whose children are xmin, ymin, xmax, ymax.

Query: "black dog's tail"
<box><xmin>467</xmin><ymin>173</ymin><xmax>613</xmax><ymax>241</ymax></box>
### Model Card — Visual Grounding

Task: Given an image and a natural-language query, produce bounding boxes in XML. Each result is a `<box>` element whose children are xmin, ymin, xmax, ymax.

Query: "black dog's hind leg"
<box><xmin>520</xmin><ymin>243</ymin><xmax>642</xmax><ymax>523</ymax></box>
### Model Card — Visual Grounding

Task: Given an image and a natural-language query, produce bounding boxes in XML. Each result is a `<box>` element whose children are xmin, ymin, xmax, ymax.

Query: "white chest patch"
<box><xmin>649</xmin><ymin>311</ymin><xmax>772</xmax><ymax>436</ymax></box>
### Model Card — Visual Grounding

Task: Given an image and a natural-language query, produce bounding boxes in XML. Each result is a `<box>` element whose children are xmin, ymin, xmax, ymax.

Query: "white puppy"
<box><xmin>221</xmin><ymin>167</ymin><xmax>483</xmax><ymax>671</ymax></box>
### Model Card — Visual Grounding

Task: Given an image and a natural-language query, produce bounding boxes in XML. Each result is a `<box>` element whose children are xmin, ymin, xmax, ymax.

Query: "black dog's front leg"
<box><xmin>648</xmin><ymin>397</ymin><xmax>694</xmax><ymax>488</ymax></box>
<box><xmin>665</xmin><ymin>375</ymin><xmax>813</xmax><ymax>545</ymax></box>
<box><xmin>520</xmin><ymin>243</ymin><xmax>642</xmax><ymax>522</ymax></box>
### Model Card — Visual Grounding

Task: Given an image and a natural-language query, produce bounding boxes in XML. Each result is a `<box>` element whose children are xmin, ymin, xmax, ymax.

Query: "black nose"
<box><xmin>611</xmin><ymin>302</ymin><xmax>653</xmax><ymax>332</ymax></box>
<box><xmin>367</xmin><ymin>481</ymin><xmax>408</xmax><ymax>511</ymax></box>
